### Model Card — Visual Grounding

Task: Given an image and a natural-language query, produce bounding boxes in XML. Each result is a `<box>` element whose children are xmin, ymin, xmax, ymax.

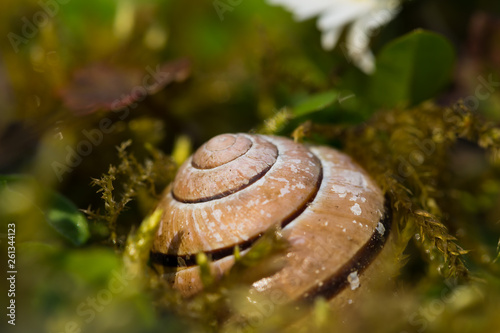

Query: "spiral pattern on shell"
<box><xmin>151</xmin><ymin>133</ymin><xmax>390</xmax><ymax>301</ymax></box>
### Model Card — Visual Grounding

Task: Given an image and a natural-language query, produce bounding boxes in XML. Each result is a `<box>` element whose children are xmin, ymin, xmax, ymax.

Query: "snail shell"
<box><xmin>151</xmin><ymin>133</ymin><xmax>390</xmax><ymax>302</ymax></box>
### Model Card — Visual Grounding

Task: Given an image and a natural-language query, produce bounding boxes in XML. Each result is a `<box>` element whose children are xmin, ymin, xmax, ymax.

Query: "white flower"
<box><xmin>268</xmin><ymin>0</ymin><xmax>401</xmax><ymax>74</ymax></box>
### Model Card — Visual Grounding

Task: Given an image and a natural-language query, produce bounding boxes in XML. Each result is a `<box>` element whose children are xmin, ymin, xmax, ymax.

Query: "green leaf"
<box><xmin>0</xmin><ymin>175</ymin><xmax>90</xmax><ymax>246</ymax></box>
<box><xmin>292</xmin><ymin>90</ymin><xmax>338</xmax><ymax>116</ymax></box>
<box><xmin>369</xmin><ymin>30</ymin><xmax>456</xmax><ymax>108</ymax></box>
<box><xmin>45</xmin><ymin>191</ymin><xmax>90</xmax><ymax>246</ymax></box>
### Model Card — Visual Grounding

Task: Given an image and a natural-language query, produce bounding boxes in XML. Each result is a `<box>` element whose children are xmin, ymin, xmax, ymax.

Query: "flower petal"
<box><xmin>269</xmin><ymin>0</ymin><xmax>345</xmax><ymax>21</ymax></box>
<box><xmin>266</xmin><ymin>0</ymin><xmax>402</xmax><ymax>74</ymax></box>
<box><xmin>345</xmin><ymin>18</ymin><xmax>376</xmax><ymax>74</ymax></box>
<box><xmin>317</xmin><ymin>1</ymin><xmax>372</xmax><ymax>31</ymax></box>
<box><xmin>363</xmin><ymin>6</ymin><xmax>401</xmax><ymax>31</ymax></box>
<box><xmin>321</xmin><ymin>27</ymin><xmax>343</xmax><ymax>50</ymax></box>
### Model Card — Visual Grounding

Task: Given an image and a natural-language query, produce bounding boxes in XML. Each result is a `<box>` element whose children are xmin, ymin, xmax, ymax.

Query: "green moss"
<box><xmin>83</xmin><ymin>140</ymin><xmax>175</xmax><ymax>247</ymax></box>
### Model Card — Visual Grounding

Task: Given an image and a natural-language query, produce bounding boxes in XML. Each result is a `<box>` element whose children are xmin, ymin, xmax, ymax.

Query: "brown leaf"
<box><xmin>60</xmin><ymin>59</ymin><xmax>191</xmax><ymax>116</ymax></box>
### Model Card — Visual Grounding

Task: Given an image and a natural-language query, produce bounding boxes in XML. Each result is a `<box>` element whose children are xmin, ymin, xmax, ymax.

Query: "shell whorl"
<box><xmin>172</xmin><ymin>134</ymin><xmax>280</xmax><ymax>203</ymax></box>
<box><xmin>151</xmin><ymin>133</ymin><xmax>389</xmax><ymax>301</ymax></box>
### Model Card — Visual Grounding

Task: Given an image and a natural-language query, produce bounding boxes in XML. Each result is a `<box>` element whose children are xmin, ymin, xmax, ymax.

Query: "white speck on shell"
<box><xmin>330</xmin><ymin>170</ymin><xmax>372</xmax><ymax>200</ymax></box>
<box><xmin>332</xmin><ymin>184</ymin><xmax>347</xmax><ymax>196</ymax></box>
<box><xmin>351</xmin><ymin>203</ymin><xmax>362</xmax><ymax>216</ymax></box>
<box><xmin>376</xmin><ymin>222</ymin><xmax>386</xmax><ymax>236</ymax></box>
<box><xmin>213</xmin><ymin>209</ymin><xmax>222</xmax><ymax>223</ymax></box>
<box><xmin>348</xmin><ymin>271</ymin><xmax>360</xmax><ymax>290</ymax></box>
<box><xmin>246</xmin><ymin>199</ymin><xmax>260</xmax><ymax>208</ymax></box>
<box><xmin>270</xmin><ymin>176</ymin><xmax>290</xmax><ymax>184</ymax></box>
<box><xmin>291</xmin><ymin>237</ymin><xmax>306</xmax><ymax>246</ymax></box>
<box><xmin>341</xmin><ymin>170</ymin><xmax>369</xmax><ymax>188</ymax></box>
<box><xmin>279</xmin><ymin>185</ymin><xmax>290</xmax><ymax>197</ymax></box>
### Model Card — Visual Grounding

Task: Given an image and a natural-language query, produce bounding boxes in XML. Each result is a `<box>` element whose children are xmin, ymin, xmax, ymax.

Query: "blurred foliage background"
<box><xmin>1</xmin><ymin>0</ymin><xmax>500</xmax><ymax>332</ymax></box>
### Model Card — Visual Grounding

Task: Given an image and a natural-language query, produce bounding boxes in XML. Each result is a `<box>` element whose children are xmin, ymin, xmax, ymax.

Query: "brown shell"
<box><xmin>151</xmin><ymin>133</ymin><xmax>389</xmax><ymax>301</ymax></box>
